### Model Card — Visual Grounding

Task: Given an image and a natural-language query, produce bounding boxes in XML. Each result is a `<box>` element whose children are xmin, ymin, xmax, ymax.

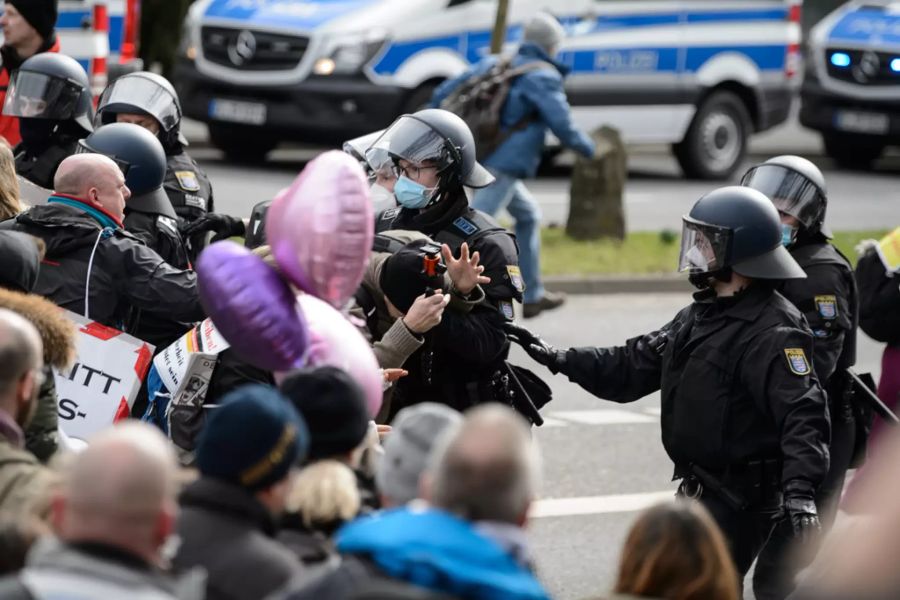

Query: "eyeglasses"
<box><xmin>391</xmin><ymin>162</ymin><xmax>439</xmax><ymax>181</ymax></box>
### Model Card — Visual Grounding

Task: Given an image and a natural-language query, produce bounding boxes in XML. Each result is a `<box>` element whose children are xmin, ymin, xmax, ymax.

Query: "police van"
<box><xmin>0</xmin><ymin>0</ymin><xmax>140</xmax><ymax>95</ymax></box>
<box><xmin>175</xmin><ymin>0</ymin><xmax>802</xmax><ymax>179</ymax></box>
<box><xmin>801</xmin><ymin>1</ymin><xmax>900</xmax><ymax>169</ymax></box>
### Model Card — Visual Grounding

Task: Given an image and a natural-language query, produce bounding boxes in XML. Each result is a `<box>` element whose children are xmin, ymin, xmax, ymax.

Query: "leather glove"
<box><xmin>180</xmin><ymin>213</ymin><xmax>246</xmax><ymax>242</ymax></box>
<box><xmin>783</xmin><ymin>480</ymin><xmax>820</xmax><ymax>544</ymax></box>
<box><xmin>503</xmin><ymin>322</ymin><xmax>567</xmax><ymax>374</ymax></box>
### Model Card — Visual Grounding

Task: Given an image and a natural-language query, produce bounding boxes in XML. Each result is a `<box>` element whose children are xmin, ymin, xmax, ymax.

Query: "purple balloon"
<box><xmin>197</xmin><ymin>241</ymin><xmax>309</xmax><ymax>371</ymax></box>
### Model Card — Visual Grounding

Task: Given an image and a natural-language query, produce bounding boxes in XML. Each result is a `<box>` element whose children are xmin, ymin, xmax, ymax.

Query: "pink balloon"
<box><xmin>197</xmin><ymin>241</ymin><xmax>309</xmax><ymax>371</ymax></box>
<box><xmin>295</xmin><ymin>293</ymin><xmax>382</xmax><ymax>418</ymax></box>
<box><xmin>267</xmin><ymin>151</ymin><xmax>374</xmax><ymax>309</ymax></box>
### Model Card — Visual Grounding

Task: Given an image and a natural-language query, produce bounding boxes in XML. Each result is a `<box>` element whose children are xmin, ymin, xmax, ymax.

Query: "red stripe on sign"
<box><xmin>114</xmin><ymin>397</ymin><xmax>130</xmax><ymax>422</ymax></box>
<box><xmin>134</xmin><ymin>343</ymin><xmax>153</xmax><ymax>379</ymax></box>
<box><xmin>79</xmin><ymin>321</ymin><xmax>122</xmax><ymax>341</ymax></box>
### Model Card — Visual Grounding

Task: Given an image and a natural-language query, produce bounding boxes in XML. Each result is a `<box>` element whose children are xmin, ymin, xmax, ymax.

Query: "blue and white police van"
<box><xmin>175</xmin><ymin>0</ymin><xmax>802</xmax><ymax>179</ymax></box>
<box><xmin>801</xmin><ymin>1</ymin><xmax>900</xmax><ymax>169</ymax></box>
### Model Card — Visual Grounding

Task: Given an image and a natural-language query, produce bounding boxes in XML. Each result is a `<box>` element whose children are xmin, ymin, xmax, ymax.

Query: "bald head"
<box><xmin>0</xmin><ymin>308</ymin><xmax>42</xmax><ymax>420</ymax></box>
<box><xmin>54</xmin><ymin>154</ymin><xmax>130</xmax><ymax>223</ymax></box>
<box><xmin>428</xmin><ymin>405</ymin><xmax>540</xmax><ymax>525</ymax></box>
<box><xmin>56</xmin><ymin>422</ymin><xmax>179</xmax><ymax>562</ymax></box>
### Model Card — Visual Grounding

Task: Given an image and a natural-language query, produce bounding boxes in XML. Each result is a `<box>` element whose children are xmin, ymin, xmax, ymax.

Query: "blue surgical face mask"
<box><xmin>394</xmin><ymin>175</ymin><xmax>436</xmax><ymax>209</ymax></box>
<box><xmin>781</xmin><ymin>224</ymin><xmax>798</xmax><ymax>247</ymax></box>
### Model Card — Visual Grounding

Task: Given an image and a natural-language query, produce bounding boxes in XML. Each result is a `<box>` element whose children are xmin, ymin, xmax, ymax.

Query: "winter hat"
<box><xmin>195</xmin><ymin>384</ymin><xmax>309</xmax><ymax>491</ymax></box>
<box><xmin>5</xmin><ymin>0</ymin><xmax>58</xmax><ymax>41</ymax></box>
<box><xmin>380</xmin><ymin>239</ymin><xmax>445</xmax><ymax>313</ymax></box>
<box><xmin>523</xmin><ymin>11</ymin><xmax>565</xmax><ymax>55</ymax></box>
<box><xmin>375</xmin><ymin>402</ymin><xmax>462</xmax><ymax>505</ymax></box>
<box><xmin>279</xmin><ymin>366</ymin><xmax>370</xmax><ymax>461</ymax></box>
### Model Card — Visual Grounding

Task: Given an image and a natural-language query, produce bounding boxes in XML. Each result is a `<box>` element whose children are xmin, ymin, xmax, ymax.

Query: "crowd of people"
<box><xmin>0</xmin><ymin>3</ymin><xmax>899</xmax><ymax>600</ymax></box>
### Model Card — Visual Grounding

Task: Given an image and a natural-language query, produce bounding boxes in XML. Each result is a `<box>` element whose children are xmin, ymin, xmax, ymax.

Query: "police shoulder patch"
<box><xmin>499</xmin><ymin>300</ymin><xmax>515</xmax><ymax>321</ymax></box>
<box><xmin>784</xmin><ymin>348</ymin><xmax>811</xmax><ymax>376</ymax></box>
<box><xmin>815</xmin><ymin>295</ymin><xmax>838</xmax><ymax>320</ymax></box>
<box><xmin>175</xmin><ymin>171</ymin><xmax>200</xmax><ymax>192</ymax></box>
<box><xmin>453</xmin><ymin>216</ymin><xmax>478</xmax><ymax>236</ymax></box>
<box><xmin>506</xmin><ymin>265</ymin><xmax>524</xmax><ymax>292</ymax></box>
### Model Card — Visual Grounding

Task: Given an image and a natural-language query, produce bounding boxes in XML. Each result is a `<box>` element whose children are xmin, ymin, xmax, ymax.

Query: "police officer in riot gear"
<box><xmin>3</xmin><ymin>53</ymin><xmax>93</xmax><ymax>188</ymax></box>
<box><xmin>742</xmin><ymin>156</ymin><xmax>858</xmax><ymax>600</ymax></box>
<box><xmin>364</xmin><ymin>109</ymin><xmax>528</xmax><ymax>416</ymax></box>
<box><xmin>507</xmin><ymin>186</ymin><xmax>830</xmax><ymax>582</ymax></box>
<box><xmin>94</xmin><ymin>71</ymin><xmax>232</xmax><ymax>259</ymax></box>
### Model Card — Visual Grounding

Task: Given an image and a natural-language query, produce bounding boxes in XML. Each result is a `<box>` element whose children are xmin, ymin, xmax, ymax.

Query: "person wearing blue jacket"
<box><xmin>431</xmin><ymin>12</ymin><xmax>595</xmax><ymax>318</ymax></box>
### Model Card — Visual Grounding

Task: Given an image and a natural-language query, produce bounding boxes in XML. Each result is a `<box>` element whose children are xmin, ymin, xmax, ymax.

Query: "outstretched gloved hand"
<box><xmin>180</xmin><ymin>213</ymin><xmax>247</xmax><ymax>243</ymax></box>
<box><xmin>783</xmin><ymin>480</ymin><xmax>821</xmax><ymax>545</ymax></box>
<box><xmin>503</xmin><ymin>322</ymin><xmax>567</xmax><ymax>374</ymax></box>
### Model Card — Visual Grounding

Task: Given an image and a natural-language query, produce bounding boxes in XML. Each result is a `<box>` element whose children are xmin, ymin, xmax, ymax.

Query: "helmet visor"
<box><xmin>741</xmin><ymin>165</ymin><xmax>825</xmax><ymax>230</ymax></box>
<box><xmin>74</xmin><ymin>140</ymin><xmax>132</xmax><ymax>177</ymax></box>
<box><xmin>3</xmin><ymin>71</ymin><xmax>81</xmax><ymax>119</ymax></box>
<box><xmin>678</xmin><ymin>217</ymin><xmax>732</xmax><ymax>273</ymax></box>
<box><xmin>97</xmin><ymin>76</ymin><xmax>181</xmax><ymax>132</ymax></box>
<box><xmin>365</xmin><ymin>116</ymin><xmax>455</xmax><ymax>175</ymax></box>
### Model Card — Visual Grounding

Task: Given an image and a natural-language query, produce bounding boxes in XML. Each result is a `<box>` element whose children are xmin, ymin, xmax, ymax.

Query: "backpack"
<box><xmin>440</xmin><ymin>57</ymin><xmax>550</xmax><ymax>160</ymax></box>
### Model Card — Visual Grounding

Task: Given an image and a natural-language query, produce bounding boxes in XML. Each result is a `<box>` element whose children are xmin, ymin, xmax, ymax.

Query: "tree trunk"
<box><xmin>490</xmin><ymin>0</ymin><xmax>510</xmax><ymax>55</ymax></box>
<box><xmin>566</xmin><ymin>126</ymin><xmax>627</xmax><ymax>241</ymax></box>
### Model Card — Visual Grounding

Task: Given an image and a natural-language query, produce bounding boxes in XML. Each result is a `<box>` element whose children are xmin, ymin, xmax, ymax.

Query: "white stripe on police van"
<box><xmin>55</xmin><ymin>31</ymin><xmax>106</xmax><ymax>58</ymax></box>
<box><xmin>561</xmin><ymin>22</ymin><xmax>795</xmax><ymax>50</ymax></box>
<box><xmin>531</xmin><ymin>491</ymin><xmax>674</xmax><ymax>519</ymax></box>
<box><xmin>550</xmin><ymin>409</ymin><xmax>657</xmax><ymax>426</ymax></box>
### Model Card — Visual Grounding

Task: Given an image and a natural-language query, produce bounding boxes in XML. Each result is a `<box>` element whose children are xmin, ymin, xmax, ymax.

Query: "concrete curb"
<box><xmin>544</xmin><ymin>275</ymin><xmax>692</xmax><ymax>295</ymax></box>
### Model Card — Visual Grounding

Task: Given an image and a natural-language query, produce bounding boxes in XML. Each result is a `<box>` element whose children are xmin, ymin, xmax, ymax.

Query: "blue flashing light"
<box><xmin>891</xmin><ymin>58</ymin><xmax>900</xmax><ymax>73</ymax></box>
<box><xmin>830</xmin><ymin>52</ymin><xmax>851</xmax><ymax>68</ymax></box>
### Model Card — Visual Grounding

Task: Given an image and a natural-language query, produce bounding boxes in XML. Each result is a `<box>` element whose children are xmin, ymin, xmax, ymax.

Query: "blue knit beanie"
<box><xmin>196</xmin><ymin>384</ymin><xmax>309</xmax><ymax>491</ymax></box>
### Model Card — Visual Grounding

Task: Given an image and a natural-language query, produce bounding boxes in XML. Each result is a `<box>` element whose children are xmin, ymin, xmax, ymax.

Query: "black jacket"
<box><xmin>777</xmin><ymin>240</ymin><xmax>857</xmax><ymax>384</ymax></box>
<box><xmin>165</xmin><ymin>150</ymin><xmax>214</xmax><ymax>261</ymax></box>
<box><xmin>560</xmin><ymin>284</ymin><xmax>830</xmax><ymax>490</ymax></box>
<box><xmin>0</xmin><ymin>202</ymin><xmax>203</xmax><ymax>332</ymax></box>
<box><xmin>173</xmin><ymin>477</ymin><xmax>303</xmax><ymax>600</ymax></box>
<box><xmin>856</xmin><ymin>249</ymin><xmax>900</xmax><ymax>347</ymax></box>
<box><xmin>14</xmin><ymin>135</ymin><xmax>79</xmax><ymax>189</ymax></box>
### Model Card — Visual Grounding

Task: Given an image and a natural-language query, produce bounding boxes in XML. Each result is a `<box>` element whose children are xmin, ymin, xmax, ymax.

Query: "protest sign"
<box><xmin>53</xmin><ymin>311</ymin><xmax>154</xmax><ymax>442</ymax></box>
<box><xmin>153</xmin><ymin>318</ymin><xmax>230</xmax><ymax>396</ymax></box>
<box><xmin>876</xmin><ymin>227</ymin><xmax>900</xmax><ymax>273</ymax></box>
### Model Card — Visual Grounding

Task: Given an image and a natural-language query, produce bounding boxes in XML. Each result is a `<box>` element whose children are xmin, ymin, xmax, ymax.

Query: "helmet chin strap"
<box><xmin>688</xmin><ymin>267</ymin><xmax>733</xmax><ymax>291</ymax></box>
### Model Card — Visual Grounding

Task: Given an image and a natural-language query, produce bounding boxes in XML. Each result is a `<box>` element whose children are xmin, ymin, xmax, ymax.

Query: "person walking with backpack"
<box><xmin>431</xmin><ymin>11</ymin><xmax>595</xmax><ymax>318</ymax></box>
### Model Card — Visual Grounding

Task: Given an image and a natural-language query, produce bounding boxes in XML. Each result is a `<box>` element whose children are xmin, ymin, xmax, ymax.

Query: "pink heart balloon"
<box><xmin>295</xmin><ymin>293</ymin><xmax>382</xmax><ymax>418</ymax></box>
<box><xmin>267</xmin><ymin>151</ymin><xmax>374</xmax><ymax>309</ymax></box>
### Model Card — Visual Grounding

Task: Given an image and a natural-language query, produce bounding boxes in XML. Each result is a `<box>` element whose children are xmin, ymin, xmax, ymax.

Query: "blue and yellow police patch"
<box><xmin>175</xmin><ymin>171</ymin><xmax>200</xmax><ymax>192</ymax></box>
<box><xmin>815</xmin><ymin>295</ymin><xmax>837</xmax><ymax>320</ymax></box>
<box><xmin>784</xmin><ymin>348</ymin><xmax>811</xmax><ymax>376</ymax></box>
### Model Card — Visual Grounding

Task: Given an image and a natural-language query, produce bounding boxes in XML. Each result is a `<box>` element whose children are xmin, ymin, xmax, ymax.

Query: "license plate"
<box><xmin>209</xmin><ymin>99</ymin><xmax>267</xmax><ymax>125</ymax></box>
<box><xmin>834</xmin><ymin>110</ymin><xmax>889</xmax><ymax>135</ymax></box>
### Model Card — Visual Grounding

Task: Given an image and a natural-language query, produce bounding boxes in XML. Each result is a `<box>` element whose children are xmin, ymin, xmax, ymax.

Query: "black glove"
<box><xmin>180</xmin><ymin>213</ymin><xmax>246</xmax><ymax>242</ymax></box>
<box><xmin>783</xmin><ymin>480</ymin><xmax>820</xmax><ymax>544</ymax></box>
<box><xmin>503</xmin><ymin>322</ymin><xmax>567</xmax><ymax>374</ymax></box>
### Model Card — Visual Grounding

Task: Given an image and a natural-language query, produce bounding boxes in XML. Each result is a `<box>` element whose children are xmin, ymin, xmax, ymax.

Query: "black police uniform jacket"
<box><xmin>13</xmin><ymin>136</ymin><xmax>79</xmax><ymax>189</ymax></box>
<box><xmin>164</xmin><ymin>149</ymin><xmax>214</xmax><ymax>260</ymax></box>
<box><xmin>375</xmin><ymin>194</ymin><xmax>521</xmax><ymax>414</ymax></box>
<box><xmin>0</xmin><ymin>202</ymin><xmax>204</xmax><ymax>332</ymax></box>
<box><xmin>776</xmin><ymin>239</ymin><xmax>857</xmax><ymax>385</ymax></box>
<box><xmin>856</xmin><ymin>248</ymin><xmax>900</xmax><ymax>348</ymax></box>
<box><xmin>559</xmin><ymin>284</ymin><xmax>830</xmax><ymax>489</ymax></box>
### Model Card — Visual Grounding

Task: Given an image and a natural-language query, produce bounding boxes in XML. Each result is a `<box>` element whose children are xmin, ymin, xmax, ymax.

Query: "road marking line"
<box><xmin>531</xmin><ymin>491</ymin><xmax>674</xmax><ymax>519</ymax></box>
<box><xmin>551</xmin><ymin>409</ymin><xmax>657</xmax><ymax>425</ymax></box>
<box><xmin>538</xmin><ymin>417</ymin><xmax>570</xmax><ymax>428</ymax></box>
<box><xmin>643</xmin><ymin>406</ymin><xmax>662</xmax><ymax>417</ymax></box>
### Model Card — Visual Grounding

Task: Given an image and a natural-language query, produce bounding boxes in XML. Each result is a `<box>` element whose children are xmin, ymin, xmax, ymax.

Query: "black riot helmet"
<box><xmin>76</xmin><ymin>123</ymin><xmax>176</xmax><ymax>218</ymax></box>
<box><xmin>678</xmin><ymin>186</ymin><xmax>806</xmax><ymax>281</ymax></box>
<box><xmin>2</xmin><ymin>53</ymin><xmax>94</xmax><ymax>133</ymax></box>
<box><xmin>366</xmin><ymin>108</ymin><xmax>494</xmax><ymax>193</ymax></box>
<box><xmin>740</xmin><ymin>155</ymin><xmax>831</xmax><ymax>238</ymax></box>
<box><xmin>95</xmin><ymin>71</ymin><xmax>187</xmax><ymax>152</ymax></box>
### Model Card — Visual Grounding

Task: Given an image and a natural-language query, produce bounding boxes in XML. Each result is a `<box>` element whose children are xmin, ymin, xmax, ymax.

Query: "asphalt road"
<box><xmin>515</xmin><ymin>294</ymin><xmax>884</xmax><ymax>600</ymax></box>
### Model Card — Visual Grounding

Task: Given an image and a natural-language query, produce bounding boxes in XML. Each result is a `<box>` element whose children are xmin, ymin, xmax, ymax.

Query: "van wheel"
<box><xmin>208</xmin><ymin>123</ymin><xmax>278</xmax><ymax>163</ymax></box>
<box><xmin>403</xmin><ymin>82</ymin><xmax>440</xmax><ymax>114</ymax></box>
<box><xmin>823</xmin><ymin>132</ymin><xmax>884</xmax><ymax>170</ymax></box>
<box><xmin>674</xmin><ymin>91</ymin><xmax>750</xmax><ymax>180</ymax></box>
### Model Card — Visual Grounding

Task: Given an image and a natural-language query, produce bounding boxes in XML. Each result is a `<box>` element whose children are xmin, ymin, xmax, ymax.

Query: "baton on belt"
<box><xmin>847</xmin><ymin>368</ymin><xmax>899</xmax><ymax>426</ymax></box>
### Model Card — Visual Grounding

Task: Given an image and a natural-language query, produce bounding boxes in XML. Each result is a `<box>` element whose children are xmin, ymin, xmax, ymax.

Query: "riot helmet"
<box><xmin>3</xmin><ymin>53</ymin><xmax>94</xmax><ymax>133</ymax></box>
<box><xmin>740</xmin><ymin>155</ymin><xmax>831</xmax><ymax>239</ymax></box>
<box><xmin>366</xmin><ymin>108</ymin><xmax>494</xmax><ymax>200</ymax></box>
<box><xmin>678</xmin><ymin>186</ymin><xmax>806</xmax><ymax>283</ymax></box>
<box><xmin>77</xmin><ymin>123</ymin><xmax>175</xmax><ymax>218</ymax></box>
<box><xmin>95</xmin><ymin>71</ymin><xmax>187</xmax><ymax>151</ymax></box>
<box><xmin>343</xmin><ymin>129</ymin><xmax>384</xmax><ymax>172</ymax></box>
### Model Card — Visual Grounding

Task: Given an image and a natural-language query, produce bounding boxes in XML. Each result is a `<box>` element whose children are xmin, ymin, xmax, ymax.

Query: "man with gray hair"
<box><xmin>0</xmin><ymin>308</ymin><xmax>52</xmax><ymax>519</ymax></box>
<box><xmin>0</xmin><ymin>421</ymin><xmax>204</xmax><ymax>599</ymax></box>
<box><xmin>431</xmin><ymin>11</ymin><xmax>594</xmax><ymax>318</ymax></box>
<box><xmin>281</xmin><ymin>404</ymin><xmax>549</xmax><ymax>600</ymax></box>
